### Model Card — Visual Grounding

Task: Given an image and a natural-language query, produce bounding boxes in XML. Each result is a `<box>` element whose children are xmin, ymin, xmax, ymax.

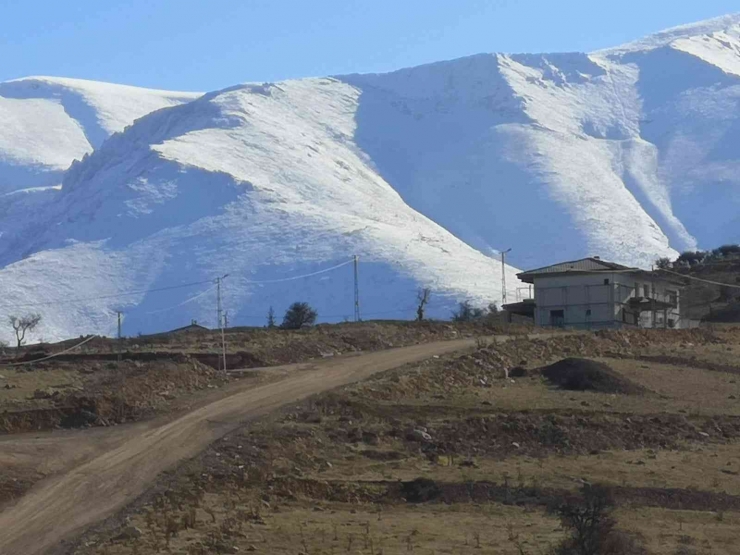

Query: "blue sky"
<box><xmin>1</xmin><ymin>1</ymin><xmax>738</xmax><ymax>91</ymax></box>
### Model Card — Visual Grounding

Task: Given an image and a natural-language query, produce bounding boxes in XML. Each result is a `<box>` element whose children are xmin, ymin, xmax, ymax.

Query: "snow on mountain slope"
<box><xmin>2</xmin><ymin>14</ymin><xmax>740</xmax><ymax>342</ymax></box>
<box><xmin>0</xmin><ymin>77</ymin><xmax>200</xmax><ymax>193</ymax></box>
<box><xmin>598</xmin><ymin>13</ymin><xmax>740</xmax><ymax>57</ymax></box>
<box><xmin>339</xmin><ymin>53</ymin><xmax>681</xmax><ymax>269</ymax></box>
<box><xmin>0</xmin><ymin>80</ymin><xmax>521</xmax><ymax>342</ymax></box>
<box><xmin>598</xmin><ymin>18</ymin><xmax>740</xmax><ymax>248</ymax></box>
<box><xmin>338</xmin><ymin>15</ymin><xmax>740</xmax><ymax>269</ymax></box>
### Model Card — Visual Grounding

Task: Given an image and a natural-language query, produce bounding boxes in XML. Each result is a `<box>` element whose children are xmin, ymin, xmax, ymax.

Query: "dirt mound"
<box><xmin>541</xmin><ymin>358</ymin><xmax>644</xmax><ymax>394</ymax></box>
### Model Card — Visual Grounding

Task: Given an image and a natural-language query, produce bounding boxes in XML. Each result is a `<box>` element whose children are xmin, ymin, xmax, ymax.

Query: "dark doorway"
<box><xmin>550</xmin><ymin>309</ymin><xmax>565</xmax><ymax>328</ymax></box>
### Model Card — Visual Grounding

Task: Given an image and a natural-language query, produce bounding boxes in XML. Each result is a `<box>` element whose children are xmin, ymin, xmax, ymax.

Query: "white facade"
<box><xmin>530</xmin><ymin>271</ymin><xmax>681</xmax><ymax>330</ymax></box>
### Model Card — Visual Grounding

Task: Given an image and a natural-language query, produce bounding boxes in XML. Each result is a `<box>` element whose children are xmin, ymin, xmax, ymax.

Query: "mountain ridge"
<box><xmin>0</xmin><ymin>15</ymin><xmax>738</xmax><ymax>342</ymax></box>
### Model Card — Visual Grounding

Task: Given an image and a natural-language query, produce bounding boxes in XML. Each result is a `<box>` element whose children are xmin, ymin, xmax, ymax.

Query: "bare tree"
<box><xmin>266</xmin><ymin>306</ymin><xmax>276</xmax><ymax>328</ymax></box>
<box><xmin>416</xmin><ymin>288</ymin><xmax>431</xmax><ymax>321</ymax></box>
<box><xmin>9</xmin><ymin>313</ymin><xmax>42</xmax><ymax>348</ymax></box>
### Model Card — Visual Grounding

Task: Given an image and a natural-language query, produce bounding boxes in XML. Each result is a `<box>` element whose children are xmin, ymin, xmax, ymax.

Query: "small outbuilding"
<box><xmin>507</xmin><ymin>257</ymin><xmax>684</xmax><ymax>330</ymax></box>
<box><xmin>159</xmin><ymin>320</ymin><xmax>209</xmax><ymax>336</ymax></box>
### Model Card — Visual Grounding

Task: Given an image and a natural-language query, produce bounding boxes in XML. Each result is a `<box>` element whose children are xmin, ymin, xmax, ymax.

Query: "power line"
<box><xmin>226</xmin><ymin>304</ymin><xmax>426</xmax><ymax>324</ymax></box>
<box><xmin>500</xmin><ymin>248</ymin><xmax>512</xmax><ymax>307</ymax></box>
<box><xmin>7</xmin><ymin>335</ymin><xmax>97</xmax><ymax>366</ymax></box>
<box><xmin>242</xmin><ymin>258</ymin><xmax>354</xmax><ymax>284</ymax></box>
<box><xmin>353</xmin><ymin>255</ymin><xmax>361</xmax><ymax>322</ymax></box>
<box><xmin>143</xmin><ymin>285</ymin><xmax>218</xmax><ymax>315</ymax></box>
<box><xmin>0</xmin><ymin>258</ymin><xmax>355</xmax><ymax>313</ymax></box>
<box><xmin>656</xmin><ymin>267</ymin><xmax>740</xmax><ymax>289</ymax></box>
<box><xmin>0</xmin><ymin>278</ymin><xmax>214</xmax><ymax>311</ymax></box>
<box><xmin>0</xmin><ymin>255</ymin><xmax>469</xmax><ymax>339</ymax></box>
<box><xmin>216</xmin><ymin>274</ymin><xmax>229</xmax><ymax>372</ymax></box>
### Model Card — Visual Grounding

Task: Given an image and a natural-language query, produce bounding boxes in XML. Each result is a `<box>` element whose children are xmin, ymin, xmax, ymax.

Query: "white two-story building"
<box><xmin>509</xmin><ymin>257</ymin><xmax>684</xmax><ymax>330</ymax></box>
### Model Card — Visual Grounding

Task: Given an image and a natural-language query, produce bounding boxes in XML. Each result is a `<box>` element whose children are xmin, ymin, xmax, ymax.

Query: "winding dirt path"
<box><xmin>0</xmin><ymin>337</ymin><xmax>483</xmax><ymax>555</ymax></box>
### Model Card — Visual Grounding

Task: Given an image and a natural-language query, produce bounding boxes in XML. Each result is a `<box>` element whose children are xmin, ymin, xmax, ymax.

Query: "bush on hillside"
<box><xmin>281</xmin><ymin>302</ymin><xmax>318</xmax><ymax>330</ymax></box>
<box><xmin>655</xmin><ymin>257</ymin><xmax>672</xmax><ymax>270</ymax></box>
<box><xmin>711</xmin><ymin>244</ymin><xmax>740</xmax><ymax>259</ymax></box>
<box><xmin>451</xmin><ymin>301</ymin><xmax>486</xmax><ymax>322</ymax></box>
<box><xmin>671</xmin><ymin>244</ymin><xmax>740</xmax><ymax>267</ymax></box>
<box><xmin>549</xmin><ymin>485</ymin><xmax>647</xmax><ymax>555</ymax></box>
<box><xmin>676</xmin><ymin>250</ymin><xmax>707</xmax><ymax>266</ymax></box>
<box><xmin>451</xmin><ymin>301</ymin><xmax>503</xmax><ymax>323</ymax></box>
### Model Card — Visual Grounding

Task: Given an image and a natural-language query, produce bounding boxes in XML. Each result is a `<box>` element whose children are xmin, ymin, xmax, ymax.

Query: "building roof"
<box><xmin>502</xmin><ymin>299</ymin><xmax>536</xmax><ymax>317</ymax></box>
<box><xmin>517</xmin><ymin>257</ymin><xmax>634</xmax><ymax>283</ymax></box>
<box><xmin>517</xmin><ymin>257</ymin><xmax>686</xmax><ymax>287</ymax></box>
<box><xmin>152</xmin><ymin>322</ymin><xmax>209</xmax><ymax>336</ymax></box>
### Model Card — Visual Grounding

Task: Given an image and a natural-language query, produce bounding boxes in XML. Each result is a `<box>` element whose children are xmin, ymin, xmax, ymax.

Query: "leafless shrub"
<box><xmin>9</xmin><ymin>313</ymin><xmax>42</xmax><ymax>348</ymax></box>
<box><xmin>549</xmin><ymin>485</ymin><xmax>646</xmax><ymax>555</ymax></box>
<box><xmin>416</xmin><ymin>288</ymin><xmax>431</xmax><ymax>321</ymax></box>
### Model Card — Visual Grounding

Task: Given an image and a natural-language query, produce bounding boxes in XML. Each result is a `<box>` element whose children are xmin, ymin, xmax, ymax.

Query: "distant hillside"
<box><xmin>1</xmin><ymin>15</ymin><xmax>740</xmax><ymax>341</ymax></box>
<box><xmin>661</xmin><ymin>249</ymin><xmax>740</xmax><ymax>322</ymax></box>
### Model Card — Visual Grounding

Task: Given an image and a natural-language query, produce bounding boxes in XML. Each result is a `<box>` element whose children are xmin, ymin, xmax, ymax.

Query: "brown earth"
<box><xmin>540</xmin><ymin>357</ymin><xmax>647</xmax><ymax>394</ymax></box>
<box><xmin>0</xmin><ymin>335</ymin><xmax>525</xmax><ymax>555</ymax></box>
<box><xmin>0</xmin><ymin>321</ymin><xmax>535</xmax><ymax>437</ymax></box>
<box><xmin>17</xmin><ymin>319</ymin><xmax>533</xmax><ymax>360</ymax></box>
<box><xmin>0</xmin><ymin>357</ymin><xmax>230</xmax><ymax>434</ymax></box>
<box><xmin>4</xmin><ymin>326</ymin><xmax>740</xmax><ymax>555</ymax></box>
<box><xmin>61</xmin><ymin>326</ymin><xmax>740</xmax><ymax>555</ymax></box>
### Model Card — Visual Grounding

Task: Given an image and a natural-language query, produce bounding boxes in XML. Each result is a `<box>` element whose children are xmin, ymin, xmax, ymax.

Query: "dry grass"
<box><xmin>0</xmin><ymin>366</ymin><xmax>84</xmax><ymax>408</ymax></box>
<box><xmin>317</xmin><ymin>442</ymin><xmax>740</xmax><ymax>496</ymax></box>
<box><xmin>95</xmin><ymin>499</ymin><xmax>562</xmax><ymax>555</ymax></box>
<box><xmin>66</xmin><ymin>326</ymin><xmax>740</xmax><ymax>555</ymax></box>
<box><xmin>603</xmin><ymin>358</ymin><xmax>740</xmax><ymax>415</ymax></box>
<box><xmin>617</xmin><ymin>507</ymin><xmax>740</xmax><ymax>555</ymax></box>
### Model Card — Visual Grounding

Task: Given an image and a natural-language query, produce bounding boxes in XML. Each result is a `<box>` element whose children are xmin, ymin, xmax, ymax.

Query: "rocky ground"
<box><xmin>0</xmin><ymin>321</ymin><xmax>532</xmax><ymax>510</ymax></box>
<box><xmin>61</xmin><ymin>326</ymin><xmax>740</xmax><ymax>555</ymax></box>
<box><xmin>0</xmin><ymin>321</ymin><xmax>527</xmax><ymax>435</ymax></box>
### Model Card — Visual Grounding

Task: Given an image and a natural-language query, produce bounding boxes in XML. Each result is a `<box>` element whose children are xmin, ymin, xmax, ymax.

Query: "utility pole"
<box><xmin>353</xmin><ymin>255</ymin><xmax>361</xmax><ymax>322</ymax></box>
<box><xmin>501</xmin><ymin>248</ymin><xmax>512</xmax><ymax>308</ymax></box>
<box><xmin>216</xmin><ymin>274</ymin><xmax>229</xmax><ymax>371</ymax></box>
<box><xmin>216</xmin><ymin>277</ymin><xmax>222</xmax><ymax>335</ymax></box>
<box><xmin>116</xmin><ymin>311</ymin><xmax>123</xmax><ymax>362</ymax></box>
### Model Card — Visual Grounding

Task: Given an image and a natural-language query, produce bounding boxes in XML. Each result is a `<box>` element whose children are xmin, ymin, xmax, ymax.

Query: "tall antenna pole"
<box><xmin>117</xmin><ymin>311</ymin><xmax>123</xmax><ymax>362</ymax></box>
<box><xmin>501</xmin><ymin>248</ymin><xmax>512</xmax><ymax>308</ymax></box>
<box><xmin>353</xmin><ymin>255</ymin><xmax>361</xmax><ymax>322</ymax></box>
<box><xmin>216</xmin><ymin>277</ymin><xmax>222</xmax><ymax>335</ymax></box>
<box><xmin>216</xmin><ymin>274</ymin><xmax>229</xmax><ymax>371</ymax></box>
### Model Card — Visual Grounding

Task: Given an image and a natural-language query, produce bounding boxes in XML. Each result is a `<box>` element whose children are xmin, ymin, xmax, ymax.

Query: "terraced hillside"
<box><xmin>63</xmin><ymin>326</ymin><xmax>740</xmax><ymax>555</ymax></box>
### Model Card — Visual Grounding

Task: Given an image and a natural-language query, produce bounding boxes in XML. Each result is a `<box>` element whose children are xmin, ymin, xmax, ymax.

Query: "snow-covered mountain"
<box><xmin>0</xmin><ymin>15</ymin><xmax>739</xmax><ymax>341</ymax></box>
<box><xmin>0</xmin><ymin>77</ymin><xmax>200</xmax><ymax>193</ymax></box>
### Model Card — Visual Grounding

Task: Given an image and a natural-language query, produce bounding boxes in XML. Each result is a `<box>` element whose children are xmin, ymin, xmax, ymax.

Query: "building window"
<box><xmin>586</xmin><ymin>309</ymin><xmax>592</xmax><ymax>316</ymax></box>
<box><xmin>550</xmin><ymin>310</ymin><xmax>565</xmax><ymax>328</ymax></box>
<box><xmin>603</xmin><ymin>279</ymin><xmax>610</xmax><ymax>285</ymax></box>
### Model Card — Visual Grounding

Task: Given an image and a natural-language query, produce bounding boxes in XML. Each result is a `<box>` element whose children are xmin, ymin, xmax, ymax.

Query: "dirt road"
<box><xmin>0</xmin><ymin>337</ymin><xmax>486</xmax><ymax>555</ymax></box>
